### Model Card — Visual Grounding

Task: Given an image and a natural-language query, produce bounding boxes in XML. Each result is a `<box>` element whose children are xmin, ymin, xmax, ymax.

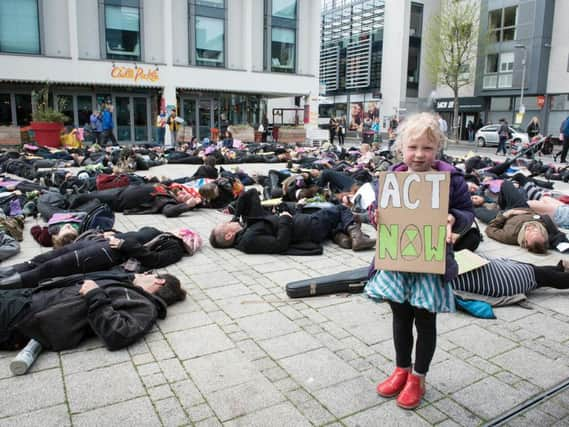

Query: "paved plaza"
<box><xmin>1</xmin><ymin>145</ymin><xmax>569</xmax><ymax>426</ymax></box>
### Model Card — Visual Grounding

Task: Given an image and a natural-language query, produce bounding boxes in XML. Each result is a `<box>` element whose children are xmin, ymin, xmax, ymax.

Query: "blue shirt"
<box><xmin>102</xmin><ymin>110</ymin><xmax>113</xmax><ymax>130</ymax></box>
<box><xmin>90</xmin><ymin>114</ymin><xmax>103</xmax><ymax>132</ymax></box>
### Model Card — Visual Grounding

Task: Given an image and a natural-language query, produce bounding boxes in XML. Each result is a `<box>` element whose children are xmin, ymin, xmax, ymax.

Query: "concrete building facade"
<box><xmin>318</xmin><ymin>0</ymin><xmax>440</xmax><ymax>132</ymax></box>
<box><xmin>0</xmin><ymin>0</ymin><xmax>320</xmax><ymax>143</ymax></box>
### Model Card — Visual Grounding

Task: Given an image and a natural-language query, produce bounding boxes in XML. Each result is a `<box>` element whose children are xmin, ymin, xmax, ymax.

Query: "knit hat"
<box><xmin>178</xmin><ymin>228</ymin><xmax>203</xmax><ymax>255</ymax></box>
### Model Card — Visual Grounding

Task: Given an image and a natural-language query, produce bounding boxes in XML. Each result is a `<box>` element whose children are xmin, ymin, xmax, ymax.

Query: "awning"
<box><xmin>0</xmin><ymin>79</ymin><xmax>162</xmax><ymax>90</ymax></box>
<box><xmin>435</xmin><ymin>97</ymin><xmax>485</xmax><ymax>112</ymax></box>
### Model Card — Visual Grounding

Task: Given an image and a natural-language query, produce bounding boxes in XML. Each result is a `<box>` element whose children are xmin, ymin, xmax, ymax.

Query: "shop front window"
<box><xmin>0</xmin><ymin>95</ymin><xmax>12</xmax><ymax>125</ymax></box>
<box><xmin>105</xmin><ymin>3</ymin><xmax>141</xmax><ymax>60</ymax></box>
<box><xmin>15</xmin><ymin>94</ymin><xmax>32</xmax><ymax>126</ymax></box>
<box><xmin>56</xmin><ymin>95</ymin><xmax>74</xmax><ymax>126</ymax></box>
<box><xmin>0</xmin><ymin>0</ymin><xmax>40</xmax><ymax>54</ymax></box>
<box><xmin>195</xmin><ymin>16</ymin><xmax>224</xmax><ymax>67</ymax></box>
<box><xmin>77</xmin><ymin>96</ymin><xmax>93</xmax><ymax>129</ymax></box>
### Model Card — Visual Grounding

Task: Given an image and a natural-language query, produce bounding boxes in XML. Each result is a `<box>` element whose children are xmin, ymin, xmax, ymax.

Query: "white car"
<box><xmin>475</xmin><ymin>125</ymin><xmax>529</xmax><ymax>147</ymax></box>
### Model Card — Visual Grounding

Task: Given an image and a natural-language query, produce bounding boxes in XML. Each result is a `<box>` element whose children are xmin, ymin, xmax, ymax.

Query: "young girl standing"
<box><xmin>365</xmin><ymin>113</ymin><xmax>474</xmax><ymax>409</ymax></box>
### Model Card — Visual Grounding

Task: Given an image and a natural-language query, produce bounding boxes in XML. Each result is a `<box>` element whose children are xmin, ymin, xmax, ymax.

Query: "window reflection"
<box><xmin>196</xmin><ymin>16</ymin><xmax>224</xmax><ymax>67</ymax></box>
<box><xmin>105</xmin><ymin>5</ymin><xmax>140</xmax><ymax>60</ymax></box>
<box><xmin>271</xmin><ymin>27</ymin><xmax>295</xmax><ymax>73</ymax></box>
<box><xmin>0</xmin><ymin>0</ymin><xmax>40</xmax><ymax>54</ymax></box>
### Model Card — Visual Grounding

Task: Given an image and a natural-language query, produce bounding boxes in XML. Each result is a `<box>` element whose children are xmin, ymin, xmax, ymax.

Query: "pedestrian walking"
<box><xmin>558</xmin><ymin>115</ymin><xmax>569</xmax><ymax>163</ymax></box>
<box><xmin>526</xmin><ymin>116</ymin><xmax>540</xmax><ymax>139</ymax></box>
<box><xmin>101</xmin><ymin>104</ymin><xmax>118</xmax><ymax>146</ymax></box>
<box><xmin>156</xmin><ymin>109</ymin><xmax>166</xmax><ymax>144</ymax></box>
<box><xmin>496</xmin><ymin>118</ymin><xmax>510</xmax><ymax>156</ymax></box>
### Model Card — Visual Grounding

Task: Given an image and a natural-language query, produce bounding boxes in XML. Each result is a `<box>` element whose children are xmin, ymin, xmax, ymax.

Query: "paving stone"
<box><xmin>142</xmin><ymin>372</ymin><xmax>168</xmax><ymax>388</ymax></box>
<box><xmin>66</xmin><ymin>362</ymin><xmax>145</xmax><ymax>413</ymax></box>
<box><xmin>224</xmin><ymin>402</ymin><xmax>311</xmax><ymax>427</ymax></box>
<box><xmin>296</xmin><ymin>398</ymin><xmax>336</xmax><ymax>425</ymax></box>
<box><xmin>343</xmin><ymin>400</ymin><xmax>430</xmax><ymax>426</ymax></box>
<box><xmin>132</xmin><ymin>353</ymin><xmax>155</xmax><ymax>366</ymax></box>
<box><xmin>264</xmin><ymin>269</ymin><xmax>309</xmax><ymax>286</ymax></box>
<box><xmin>466</xmin><ymin>355</ymin><xmax>502</xmax><ymax>374</ymax></box>
<box><xmin>257</xmin><ymin>330</ymin><xmax>321</xmax><ymax>359</ymax></box>
<box><xmin>430</xmin><ymin>358</ymin><xmax>486</xmax><ymax>394</ymax></box>
<box><xmin>155</xmin><ymin>396</ymin><xmax>189</xmax><ymax>426</ymax></box>
<box><xmin>539</xmin><ymin>397</ymin><xmax>569</xmax><ymax>419</ymax></box>
<box><xmin>312</xmin><ymin>376</ymin><xmax>378</xmax><ymax>418</ymax></box>
<box><xmin>493</xmin><ymin>347</ymin><xmax>569</xmax><ymax>389</ymax></box>
<box><xmin>237</xmin><ymin>310</ymin><xmax>300</xmax><ymax>340</ymax></box>
<box><xmin>0</xmin><ymin>369</ymin><xmax>65</xmax><ymax>418</ymax></box>
<box><xmin>444</xmin><ymin>325</ymin><xmax>518</xmax><ymax>358</ymax></box>
<box><xmin>236</xmin><ymin>339</ymin><xmax>267</xmax><ymax>360</ymax></box>
<box><xmin>188</xmin><ymin>403</ymin><xmax>214</xmax><ymax>422</ymax></box>
<box><xmin>148</xmin><ymin>384</ymin><xmax>174</xmax><ymax>401</ymax></box>
<box><xmin>167</xmin><ymin>324</ymin><xmax>234</xmax><ymax>360</ymax></box>
<box><xmin>191</xmin><ymin>271</ymin><xmax>240</xmax><ymax>289</ymax></box>
<box><xmin>61</xmin><ymin>346</ymin><xmax>130</xmax><ymax>375</ymax></box>
<box><xmin>496</xmin><ymin>371</ymin><xmax>522</xmax><ymax>385</ymax></box>
<box><xmin>172</xmin><ymin>379</ymin><xmax>205</xmax><ymax>409</ymax></box>
<box><xmin>137</xmin><ymin>361</ymin><xmax>161</xmax><ymax>376</ymax></box>
<box><xmin>416</xmin><ymin>404</ymin><xmax>448</xmax><ymax>424</ymax></box>
<box><xmin>507</xmin><ymin>409</ymin><xmax>558</xmax><ymax>427</ymax></box>
<box><xmin>0</xmin><ymin>404</ymin><xmax>70</xmax><ymax>427</ymax></box>
<box><xmin>216</xmin><ymin>294</ymin><xmax>274</xmax><ymax>319</ymax></box>
<box><xmin>285</xmin><ymin>388</ymin><xmax>313</xmax><ymax>405</ymax></box>
<box><xmin>512</xmin><ymin>379</ymin><xmax>543</xmax><ymax>396</ymax></box>
<box><xmin>512</xmin><ymin>313</ymin><xmax>569</xmax><ymax>342</ymax></box>
<box><xmin>205</xmin><ymin>376</ymin><xmax>285</xmax><ymax>422</ymax></box>
<box><xmin>273</xmin><ymin>377</ymin><xmax>298</xmax><ymax>392</ymax></box>
<box><xmin>159</xmin><ymin>358</ymin><xmax>187</xmax><ymax>383</ymax></box>
<box><xmin>204</xmin><ymin>283</ymin><xmax>252</xmax><ymax>300</ymax></box>
<box><xmin>279</xmin><ymin>348</ymin><xmax>359</xmax><ymax>392</ymax></box>
<box><xmin>184</xmin><ymin>348</ymin><xmax>263</xmax><ymax>393</ymax></box>
<box><xmin>432</xmin><ymin>398</ymin><xmax>481</xmax><ymax>427</ymax></box>
<box><xmin>452</xmin><ymin>376</ymin><xmax>529</xmax><ymax>420</ymax></box>
<box><xmin>158</xmin><ymin>311</ymin><xmax>212</xmax><ymax>333</ymax></box>
<box><xmin>72</xmin><ymin>397</ymin><xmax>160</xmax><ymax>426</ymax></box>
<box><xmin>263</xmin><ymin>366</ymin><xmax>288</xmax><ymax>382</ymax></box>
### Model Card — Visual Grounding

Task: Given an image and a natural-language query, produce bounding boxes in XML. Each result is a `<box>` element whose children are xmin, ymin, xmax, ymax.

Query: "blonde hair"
<box><xmin>395</xmin><ymin>113</ymin><xmax>446</xmax><ymax>152</ymax></box>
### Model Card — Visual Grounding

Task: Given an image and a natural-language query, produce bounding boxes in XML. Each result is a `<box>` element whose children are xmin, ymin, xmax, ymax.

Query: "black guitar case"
<box><xmin>286</xmin><ymin>267</ymin><xmax>370</xmax><ymax>298</ymax></box>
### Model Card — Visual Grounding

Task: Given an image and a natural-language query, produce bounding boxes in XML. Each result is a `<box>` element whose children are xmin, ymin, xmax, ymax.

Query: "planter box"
<box><xmin>229</xmin><ymin>126</ymin><xmax>255</xmax><ymax>143</ymax></box>
<box><xmin>31</xmin><ymin>122</ymin><xmax>63</xmax><ymax>148</ymax></box>
<box><xmin>0</xmin><ymin>126</ymin><xmax>21</xmax><ymax>147</ymax></box>
<box><xmin>277</xmin><ymin>127</ymin><xmax>306</xmax><ymax>144</ymax></box>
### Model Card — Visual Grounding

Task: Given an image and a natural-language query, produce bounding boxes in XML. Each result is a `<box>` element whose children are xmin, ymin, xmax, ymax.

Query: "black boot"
<box><xmin>333</xmin><ymin>232</ymin><xmax>352</xmax><ymax>249</ymax></box>
<box><xmin>0</xmin><ymin>273</ymin><xmax>22</xmax><ymax>289</ymax></box>
<box><xmin>268</xmin><ymin>171</ymin><xmax>283</xmax><ymax>198</ymax></box>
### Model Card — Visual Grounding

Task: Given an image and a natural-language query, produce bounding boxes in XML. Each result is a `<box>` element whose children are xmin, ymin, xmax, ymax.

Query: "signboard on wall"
<box><xmin>111</xmin><ymin>65</ymin><xmax>159</xmax><ymax>83</ymax></box>
<box><xmin>374</xmin><ymin>172</ymin><xmax>450</xmax><ymax>275</ymax></box>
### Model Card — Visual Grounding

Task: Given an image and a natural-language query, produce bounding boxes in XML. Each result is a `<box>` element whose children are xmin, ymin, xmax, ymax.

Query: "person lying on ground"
<box><xmin>209</xmin><ymin>189</ymin><xmax>375</xmax><ymax>254</ymax></box>
<box><xmin>528</xmin><ymin>196</ymin><xmax>569</xmax><ymax>229</ymax></box>
<box><xmin>0</xmin><ymin>271</ymin><xmax>185</xmax><ymax>351</ymax></box>
<box><xmin>451</xmin><ymin>256</ymin><xmax>569</xmax><ymax>297</ymax></box>
<box><xmin>0</xmin><ymin>226</ymin><xmax>199</xmax><ymax>289</ymax></box>
<box><xmin>68</xmin><ymin>183</ymin><xmax>200</xmax><ymax>217</ymax></box>
<box><xmin>485</xmin><ymin>207</ymin><xmax>569</xmax><ymax>253</ymax></box>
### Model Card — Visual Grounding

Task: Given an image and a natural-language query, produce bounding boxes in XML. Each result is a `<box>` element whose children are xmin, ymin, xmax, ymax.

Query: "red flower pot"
<box><xmin>30</xmin><ymin>122</ymin><xmax>63</xmax><ymax>148</ymax></box>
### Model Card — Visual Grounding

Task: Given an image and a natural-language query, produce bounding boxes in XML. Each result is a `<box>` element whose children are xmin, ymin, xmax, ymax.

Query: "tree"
<box><xmin>425</xmin><ymin>0</ymin><xmax>480</xmax><ymax>142</ymax></box>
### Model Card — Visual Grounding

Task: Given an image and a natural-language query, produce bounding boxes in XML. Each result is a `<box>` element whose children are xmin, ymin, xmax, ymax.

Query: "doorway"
<box><xmin>113</xmin><ymin>95</ymin><xmax>151</xmax><ymax>143</ymax></box>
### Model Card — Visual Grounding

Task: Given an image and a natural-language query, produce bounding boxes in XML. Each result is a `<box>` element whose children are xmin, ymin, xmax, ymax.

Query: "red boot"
<box><xmin>376</xmin><ymin>367</ymin><xmax>409</xmax><ymax>398</ymax></box>
<box><xmin>396</xmin><ymin>373</ymin><xmax>425</xmax><ymax>410</ymax></box>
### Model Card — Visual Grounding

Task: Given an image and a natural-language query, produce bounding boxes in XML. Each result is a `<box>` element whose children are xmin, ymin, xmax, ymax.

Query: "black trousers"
<box><xmin>13</xmin><ymin>241</ymin><xmax>122</xmax><ymax>288</ymax></box>
<box><xmin>317</xmin><ymin>169</ymin><xmax>356</xmax><ymax>193</ymax></box>
<box><xmin>533</xmin><ymin>262</ymin><xmax>569</xmax><ymax>289</ymax></box>
<box><xmin>389</xmin><ymin>300</ymin><xmax>437</xmax><ymax>375</ymax></box>
<box><xmin>102</xmin><ymin>129</ymin><xmax>118</xmax><ymax>146</ymax></box>
<box><xmin>0</xmin><ymin>289</ymin><xmax>32</xmax><ymax>350</ymax></box>
<box><xmin>561</xmin><ymin>136</ymin><xmax>569</xmax><ymax>163</ymax></box>
<box><xmin>309</xmin><ymin>205</ymin><xmax>354</xmax><ymax>243</ymax></box>
<box><xmin>498</xmin><ymin>180</ymin><xmax>528</xmax><ymax>210</ymax></box>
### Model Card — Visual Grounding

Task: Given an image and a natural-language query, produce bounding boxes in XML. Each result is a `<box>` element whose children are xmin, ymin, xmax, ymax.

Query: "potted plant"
<box><xmin>30</xmin><ymin>85</ymin><xmax>68</xmax><ymax>148</ymax></box>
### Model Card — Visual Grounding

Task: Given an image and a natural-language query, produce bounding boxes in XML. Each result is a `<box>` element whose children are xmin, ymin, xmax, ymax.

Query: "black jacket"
<box><xmin>232</xmin><ymin>189</ymin><xmax>322</xmax><ymax>255</ymax></box>
<box><xmin>15</xmin><ymin>272</ymin><xmax>166</xmax><ymax>351</ymax></box>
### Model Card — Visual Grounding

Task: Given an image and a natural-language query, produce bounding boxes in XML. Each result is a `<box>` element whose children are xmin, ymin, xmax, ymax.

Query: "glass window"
<box><xmin>488</xmin><ymin>10</ymin><xmax>501</xmax><ymax>31</ymax></box>
<box><xmin>409</xmin><ymin>3</ymin><xmax>423</xmax><ymax>37</ymax></box>
<box><xmin>15</xmin><ymin>94</ymin><xmax>32</xmax><ymax>126</ymax></box>
<box><xmin>196</xmin><ymin>0</ymin><xmax>224</xmax><ymax>7</ymax></box>
<box><xmin>499</xmin><ymin>52</ymin><xmax>514</xmax><ymax>72</ymax></box>
<box><xmin>272</xmin><ymin>0</ymin><xmax>296</xmax><ymax>19</ymax></box>
<box><xmin>498</xmin><ymin>73</ymin><xmax>512</xmax><ymax>88</ymax></box>
<box><xmin>503</xmin><ymin>6</ymin><xmax>517</xmax><ymax>27</ymax></box>
<box><xmin>195</xmin><ymin>16</ymin><xmax>224</xmax><ymax>67</ymax></box>
<box><xmin>0</xmin><ymin>0</ymin><xmax>40</xmax><ymax>54</ymax></box>
<box><xmin>271</xmin><ymin>27</ymin><xmax>295</xmax><ymax>72</ymax></box>
<box><xmin>490</xmin><ymin>97</ymin><xmax>511</xmax><ymax>111</ymax></box>
<box><xmin>77</xmin><ymin>96</ymin><xmax>93</xmax><ymax>129</ymax></box>
<box><xmin>550</xmin><ymin>95</ymin><xmax>569</xmax><ymax>111</ymax></box>
<box><xmin>105</xmin><ymin>5</ymin><xmax>140</xmax><ymax>60</ymax></box>
<box><xmin>486</xmin><ymin>54</ymin><xmax>498</xmax><ymax>73</ymax></box>
<box><xmin>0</xmin><ymin>94</ymin><xmax>12</xmax><ymax>125</ymax></box>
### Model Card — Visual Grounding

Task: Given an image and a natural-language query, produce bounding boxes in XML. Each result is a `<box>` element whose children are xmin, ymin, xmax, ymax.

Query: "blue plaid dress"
<box><xmin>365</xmin><ymin>270</ymin><xmax>456</xmax><ymax>313</ymax></box>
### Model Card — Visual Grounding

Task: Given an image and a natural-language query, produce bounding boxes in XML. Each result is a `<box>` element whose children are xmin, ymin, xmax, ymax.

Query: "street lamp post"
<box><xmin>515</xmin><ymin>44</ymin><xmax>527</xmax><ymax>116</ymax></box>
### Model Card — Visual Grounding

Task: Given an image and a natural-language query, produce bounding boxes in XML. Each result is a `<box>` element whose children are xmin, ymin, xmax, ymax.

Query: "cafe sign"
<box><xmin>111</xmin><ymin>65</ymin><xmax>159</xmax><ymax>83</ymax></box>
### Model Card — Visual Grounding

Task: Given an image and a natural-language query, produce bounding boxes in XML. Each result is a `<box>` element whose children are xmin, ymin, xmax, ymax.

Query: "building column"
<box><xmin>380</xmin><ymin>0</ymin><xmax>410</xmax><ymax>125</ymax></box>
<box><xmin>67</xmin><ymin>0</ymin><xmax>78</xmax><ymax>60</ymax></box>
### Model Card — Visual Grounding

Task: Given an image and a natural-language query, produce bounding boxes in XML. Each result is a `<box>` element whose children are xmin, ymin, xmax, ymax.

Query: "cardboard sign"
<box><xmin>454</xmin><ymin>249</ymin><xmax>489</xmax><ymax>275</ymax></box>
<box><xmin>374</xmin><ymin>172</ymin><xmax>450</xmax><ymax>275</ymax></box>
